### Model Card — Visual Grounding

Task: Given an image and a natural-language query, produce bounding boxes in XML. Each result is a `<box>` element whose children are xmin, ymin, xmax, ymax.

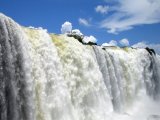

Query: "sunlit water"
<box><xmin>0</xmin><ymin>13</ymin><xmax>160</xmax><ymax>120</ymax></box>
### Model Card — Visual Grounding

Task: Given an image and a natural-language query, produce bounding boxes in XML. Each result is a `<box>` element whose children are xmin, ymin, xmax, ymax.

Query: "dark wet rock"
<box><xmin>83</xmin><ymin>42</ymin><xmax>97</xmax><ymax>46</ymax></box>
<box><xmin>102</xmin><ymin>48</ymin><xmax>106</xmax><ymax>50</ymax></box>
<box><xmin>67</xmin><ymin>34</ymin><xmax>84</xmax><ymax>43</ymax></box>
<box><xmin>145</xmin><ymin>47</ymin><xmax>156</xmax><ymax>55</ymax></box>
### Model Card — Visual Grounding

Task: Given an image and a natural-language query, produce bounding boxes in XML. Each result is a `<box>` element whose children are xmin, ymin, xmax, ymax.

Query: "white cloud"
<box><xmin>61</xmin><ymin>21</ymin><xmax>72</xmax><ymax>34</ymax></box>
<box><xmin>109</xmin><ymin>40</ymin><xmax>117</xmax><ymax>46</ymax></box>
<box><xmin>132</xmin><ymin>42</ymin><xmax>147</xmax><ymax>48</ymax></box>
<box><xmin>95</xmin><ymin>5</ymin><xmax>109</xmax><ymax>14</ymax></box>
<box><xmin>28</xmin><ymin>26</ymin><xmax>35</xmax><ymax>29</ymax></box>
<box><xmin>102</xmin><ymin>43</ymin><xmax>111</xmax><ymax>47</ymax></box>
<box><xmin>71</xmin><ymin>29</ymin><xmax>83</xmax><ymax>36</ymax></box>
<box><xmin>119</xmin><ymin>38</ymin><xmax>129</xmax><ymax>46</ymax></box>
<box><xmin>102</xmin><ymin>40</ymin><xmax>117</xmax><ymax>46</ymax></box>
<box><xmin>132</xmin><ymin>42</ymin><xmax>160</xmax><ymax>54</ymax></box>
<box><xmin>100</xmin><ymin>0</ymin><xmax>160</xmax><ymax>34</ymax></box>
<box><xmin>79</xmin><ymin>18</ymin><xmax>90</xmax><ymax>26</ymax></box>
<box><xmin>82</xmin><ymin>35</ymin><xmax>97</xmax><ymax>44</ymax></box>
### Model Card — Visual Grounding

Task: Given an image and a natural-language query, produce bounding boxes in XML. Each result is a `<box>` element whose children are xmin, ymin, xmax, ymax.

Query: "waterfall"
<box><xmin>0</xmin><ymin>13</ymin><xmax>160</xmax><ymax>120</ymax></box>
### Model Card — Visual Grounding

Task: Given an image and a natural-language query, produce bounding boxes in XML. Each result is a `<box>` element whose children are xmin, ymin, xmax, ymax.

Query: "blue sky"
<box><xmin>0</xmin><ymin>0</ymin><xmax>160</xmax><ymax>52</ymax></box>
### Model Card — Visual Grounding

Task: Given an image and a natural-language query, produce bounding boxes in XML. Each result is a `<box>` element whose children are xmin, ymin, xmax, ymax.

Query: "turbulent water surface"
<box><xmin>0</xmin><ymin>13</ymin><xmax>160</xmax><ymax>120</ymax></box>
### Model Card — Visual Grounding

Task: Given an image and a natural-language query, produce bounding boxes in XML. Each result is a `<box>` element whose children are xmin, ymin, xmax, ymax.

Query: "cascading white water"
<box><xmin>0</xmin><ymin>13</ymin><xmax>160</xmax><ymax>120</ymax></box>
<box><xmin>93</xmin><ymin>47</ymin><xmax>160</xmax><ymax>120</ymax></box>
<box><xmin>51</xmin><ymin>35</ymin><xmax>113</xmax><ymax>120</ymax></box>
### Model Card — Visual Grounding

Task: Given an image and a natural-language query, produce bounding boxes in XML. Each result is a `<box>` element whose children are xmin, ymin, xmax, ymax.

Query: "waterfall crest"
<box><xmin>0</xmin><ymin>13</ymin><xmax>160</xmax><ymax>120</ymax></box>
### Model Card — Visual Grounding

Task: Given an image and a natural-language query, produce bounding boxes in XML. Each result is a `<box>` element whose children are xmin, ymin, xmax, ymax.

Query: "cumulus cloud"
<box><xmin>78</xmin><ymin>18</ymin><xmax>90</xmax><ymax>26</ymax></box>
<box><xmin>82</xmin><ymin>36</ymin><xmax>97</xmax><ymax>44</ymax></box>
<box><xmin>28</xmin><ymin>26</ymin><xmax>35</xmax><ymax>29</ymax></box>
<box><xmin>102</xmin><ymin>40</ymin><xmax>117</xmax><ymax>47</ymax></box>
<box><xmin>132</xmin><ymin>42</ymin><xmax>147</xmax><ymax>48</ymax></box>
<box><xmin>109</xmin><ymin>40</ymin><xmax>117</xmax><ymax>46</ymax></box>
<box><xmin>61</xmin><ymin>21</ymin><xmax>98</xmax><ymax>44</ymax></box>
<box><xmin>119</xmin><ymin>38</ymin><xmax>129</xmax><ymax>46</ymax></box>
<box><xmin>100</xmin><ymin>0</ymin><xmax>160</xmax><ymax>34</ymax></box>
<box><xmin>95</xmin><ymin>5</ymin><xmax>109</xmax><ymax>14</ymax></box>
<box><xmin>132</xmin><ymin>42</ymin><xmax>160</xmax><ymax>54</ymax></box>
<box><xmin>61</xmin><ymin>21</ymin><xmax>72</xmax><ymax>34</ymax></box>
<box><xmin>71</xmin><ymin>29</ymin><xmax>83</xmax><ymax>36</ymax></box>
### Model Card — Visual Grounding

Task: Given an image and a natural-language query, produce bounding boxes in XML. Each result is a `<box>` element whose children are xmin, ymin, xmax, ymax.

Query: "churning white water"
<box><xmin>0</xmin><ymin>13</ymin><xmax>160</xmax><ymax>120</ymax></box>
